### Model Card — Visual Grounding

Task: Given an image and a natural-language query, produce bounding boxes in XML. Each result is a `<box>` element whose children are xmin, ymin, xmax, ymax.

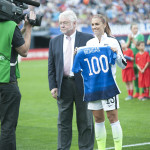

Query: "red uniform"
<box><xmin>122</xmin><ymin>48</ymin><xmax>135</xmax><ymax>82</ymax></box>
<box><xmin>135</xmin><ymin>51</ymin><xmax>150</xmax><ymax>88</ymax></box>
<box><xmin>148</xmin><ymin>54</ymin><xmax>150</xmax><ymax>87</ymax></box>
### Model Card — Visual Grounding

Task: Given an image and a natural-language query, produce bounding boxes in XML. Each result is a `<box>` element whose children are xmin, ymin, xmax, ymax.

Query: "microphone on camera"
<box><xmin>16</xmin><ymin>0</ymin><xmax>40</xmax><ymax>7</ymax></box>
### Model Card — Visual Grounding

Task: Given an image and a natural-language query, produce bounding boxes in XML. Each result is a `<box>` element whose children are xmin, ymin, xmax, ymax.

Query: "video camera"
<box><xmin>0</xmin><ymin>0</ymin><xmax>42</xmax><ymax>26</ymax></box>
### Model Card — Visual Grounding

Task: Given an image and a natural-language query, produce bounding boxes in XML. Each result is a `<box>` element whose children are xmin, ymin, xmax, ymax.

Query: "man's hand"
<box><xmin>51</xmin><ymin>88</ymin><xmax>58</xmax><ymax>99</ymax></box>
<box><xmin>17</xmin><ymin>11</ymin><xmax>36</xmax><ymax>57</ymax></box>
<box><xmin>21</xmin><ymin>11</ymin><xmax>36</xmax><ymax>34</ymax></box>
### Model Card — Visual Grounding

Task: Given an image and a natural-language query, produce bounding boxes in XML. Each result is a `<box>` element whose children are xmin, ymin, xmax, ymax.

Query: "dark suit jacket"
<box><xmin>48</xmin><ymin>31</ymin><xmax>94</xmax><ymax>97</ymax></box>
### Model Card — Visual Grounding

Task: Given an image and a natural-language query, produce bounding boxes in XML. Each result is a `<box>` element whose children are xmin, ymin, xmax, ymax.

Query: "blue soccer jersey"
<box><xmin>72</xmin><ymin>46</ymin><xmax>120</xmax><ymax>102</ymax></box>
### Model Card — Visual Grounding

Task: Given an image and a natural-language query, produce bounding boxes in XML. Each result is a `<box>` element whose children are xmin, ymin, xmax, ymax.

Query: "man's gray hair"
<box><xmin>59</xmin><ymin>10</ymin><xmax>77</xmax><ymax>22</ymax></box>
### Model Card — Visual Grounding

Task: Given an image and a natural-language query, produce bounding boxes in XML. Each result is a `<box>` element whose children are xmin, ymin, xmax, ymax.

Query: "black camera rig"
<box><xmin>0</xmin><ymin>0</ymin><xmax>42</xmax><ymax>26</ymax></box>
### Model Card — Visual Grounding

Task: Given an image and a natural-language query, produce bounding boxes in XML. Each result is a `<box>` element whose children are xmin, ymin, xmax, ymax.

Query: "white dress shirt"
<box><xmin>63</xmin><ymin>31</ymin><xmax>76</xmax><ymax>76</ymax></box>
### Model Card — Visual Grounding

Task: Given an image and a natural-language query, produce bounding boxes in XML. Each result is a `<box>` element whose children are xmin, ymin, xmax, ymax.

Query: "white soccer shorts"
<box><xmin>88</xmin><ymin>95</ymin><xmax>119</xmax><ymax>111</ymax></box>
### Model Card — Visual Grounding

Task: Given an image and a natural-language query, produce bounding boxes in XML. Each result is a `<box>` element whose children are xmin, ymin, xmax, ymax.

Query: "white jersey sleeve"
<box><xmin>113</xmin><ymin>39</ymin><xmax>127</xmax><ymax>69</ymax></box>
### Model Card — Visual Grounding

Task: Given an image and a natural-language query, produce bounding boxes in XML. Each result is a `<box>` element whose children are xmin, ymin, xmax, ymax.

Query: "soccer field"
<box><xmin>7</xmin><ymin>60</ymin><xmax>150</xmax><ymax>149</ymax></box>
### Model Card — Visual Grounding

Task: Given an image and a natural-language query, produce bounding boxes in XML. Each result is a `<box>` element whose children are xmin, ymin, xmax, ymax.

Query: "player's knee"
<box><xmin>94</xmin><ymin>116</ymin><xmax>105</xmax><ymax>123</ymax></box>
<box><xmin>107</xmin><ymin>114</ymin><xmax>118</xmax><ymax>123</ymax></box>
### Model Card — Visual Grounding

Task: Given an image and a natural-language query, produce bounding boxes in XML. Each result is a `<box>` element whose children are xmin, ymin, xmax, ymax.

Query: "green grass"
<box><xmin>1</xmin><ymin>60</ymin><xmax>150</xmax><ymax>150</ymax></box>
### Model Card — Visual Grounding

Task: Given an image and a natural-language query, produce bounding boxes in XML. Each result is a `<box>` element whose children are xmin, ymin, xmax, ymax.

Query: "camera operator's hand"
<box><xmin>29</xmin><ymin>11</ymin><xmax>36</xmax><ymax>21</ymax></box>
<box><xmin>16</xmin><ymin>11</ymin><xmax>36</xmax><ymax>57</ymax></box>
<box><xmin>28</xmin><ymin>11</ymin><xmax>37</xmax><ymax>26</ymax></box>
<box><xmin>21</xmin><ymin>11</ymin><xmax>36</xmax><ymax>34</ymax></box>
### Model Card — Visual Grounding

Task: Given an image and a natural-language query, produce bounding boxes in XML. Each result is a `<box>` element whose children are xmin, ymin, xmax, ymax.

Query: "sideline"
<box><xmin>95</xmin><ymin>142</ymin><xmax>150</xmax><ymax>150</ymax></box>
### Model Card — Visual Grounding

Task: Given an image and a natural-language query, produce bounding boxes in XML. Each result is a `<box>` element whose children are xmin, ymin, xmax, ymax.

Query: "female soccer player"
<box><xmin>85</xmin><ymin>14</ymin><xmax>126</xmax><ymax>150</ymax></box>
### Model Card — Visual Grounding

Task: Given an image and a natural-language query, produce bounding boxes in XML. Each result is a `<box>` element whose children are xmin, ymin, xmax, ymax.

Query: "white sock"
<box><xmin>95</xmin><ymin>122</ymin><xmax>106</xmax><ymax>150</ymax></box>
<box><xmin>95</xmin><ymin>121</ymin><xmax>106</xmax><ymax>140</ymax></box>
<box><xmin>111</xmin><ymin>120</ymin><xmax>123</xmax><ymax>150</ymax></box>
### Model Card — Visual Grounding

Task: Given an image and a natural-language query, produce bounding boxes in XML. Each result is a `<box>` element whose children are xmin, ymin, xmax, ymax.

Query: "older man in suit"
<box><xmin>48</xmin><ymin>10</ymin><xmax>94</xmax><ymax>150</ymax></box>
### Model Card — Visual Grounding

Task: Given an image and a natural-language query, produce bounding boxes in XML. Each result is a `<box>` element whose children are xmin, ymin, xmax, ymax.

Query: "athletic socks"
<box><xmin>95</xmin><ymin>121</ymin><xmax>123</xmax><ymax>150</ymax></box>
<box><xmin>111</xmin><ymin>120</ymin><xmax>123</xmax><ymax>150</ymax></box>
<box><xmin>128</xmin><ymin>89</ymin><xmax>133</xmax><ymax>96</ymax></box>
<box><xmin>95</xmin><ymin>122</ymin><xmax>106</xmax><ymax>150</ymax></box>
<box><xmin>135</xmin><ymin>86</ymin><xmax>139</xmax><ymax>93</ymax></box>
<box><xmin>127</xmin><ymin>90</ymin><xmax>130</xmax><ymax>96</ymax></box>
<box><xmin>129</xmin><ymin>89</ymin><xmax>133</xmax><ymax>97</ymax></box>
<box><xmin>145</xmin><ymin>89</ymin><xmax>149</xmax><ymax>97</ymax></box>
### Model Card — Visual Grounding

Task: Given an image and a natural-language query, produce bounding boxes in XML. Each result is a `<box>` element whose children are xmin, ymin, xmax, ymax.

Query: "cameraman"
<box><xmin>0</xmin><ymin>11</ymin><xmax>36</xmax><ymax>150</ymax></box>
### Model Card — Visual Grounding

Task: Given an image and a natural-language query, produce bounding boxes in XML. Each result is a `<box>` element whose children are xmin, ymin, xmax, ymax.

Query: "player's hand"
<box><xmin>51</xmin><ymin>88</ymin><xmax>58</xmax><ymax>100</ymax></box>
<box><xmin>138</xmin><ymin>68</ymin><xmax>143</xmax><ymax>73</ymax></box>
<box><xmin>128</xmin><ymin>34</ymin><xmax>133</xmax><ymax>40</ymax></box>
<box><xmin>141</xmin><ymin>69</ymin><xmax>145</xmax><ymax>73</ymax></box>
<box><xmin>111</xmin><ymin>47</ymin><xmax>118</xmax><ymax>54</ymax></box>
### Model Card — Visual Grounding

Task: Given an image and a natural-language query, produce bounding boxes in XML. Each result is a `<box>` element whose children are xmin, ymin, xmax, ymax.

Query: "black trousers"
<box><xmin>57</xmin><ymin>78</ymin><xmax>94</xmax><ymax>150</ymax></box>
<box><xmin>0</xmin><ymin>83</ymin><xmax>21</xmax><ymax>150</ymax></box>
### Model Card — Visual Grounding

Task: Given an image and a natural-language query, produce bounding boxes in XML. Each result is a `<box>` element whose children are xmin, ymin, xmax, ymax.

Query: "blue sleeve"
<box><xmin>72</xmin><ymin>52</ymin><xmax>81</xmax><ymax>73</ymax></box>
<box><xmin>108</xmin><ymin>47</ymin><xmax>117</xmax><ymax>65</ymax></box>
<box><xmin>124</xmin><ymin>56</ymin><xmax>132</xmax><ymax>61</ymax></box>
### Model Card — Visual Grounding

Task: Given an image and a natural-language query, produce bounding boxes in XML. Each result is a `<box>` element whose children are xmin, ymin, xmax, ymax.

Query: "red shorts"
<box><xmin>138</xmin><ymin>68</ymin><xmax>150</xmax><ymax>88</ymax></box>
<box><xmin>122</xmin><ymin>68</ymin><xmax>135</xmax><ymax>82</ymax></box>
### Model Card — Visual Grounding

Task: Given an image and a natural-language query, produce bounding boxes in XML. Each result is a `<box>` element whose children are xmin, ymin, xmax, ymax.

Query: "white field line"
<box><xmin>95</xmin><ymin>142</ymin><xmax>150</xmax><ymax>150</ymax></box>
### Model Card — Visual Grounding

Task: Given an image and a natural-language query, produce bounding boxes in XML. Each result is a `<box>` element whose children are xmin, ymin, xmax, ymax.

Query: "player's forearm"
<box><xmin>116</xmin><ymin>54</ymin><xmax>127</xmax><ymax>69</ymax></box>
<box><xmin>124</xmin><ymin>56</ymin><xmax>134</xmax><ymax>61</ymax></box>
<box><xmin>136</xmin><ymin>65</ymin><xmax>142</xmax><ymax>72</ymax></box>
<box><xmin>132</xmin><ymin>39</ymin><xmax>137</xmax><ymax>48</ymax></box>
<box><xmin>126</xmin><ymin>40</ymin><xmax>130</xmax><ymax>48</ymax></box>
<box><xmin>147</xmin><ymin>40</ymin><xmax>150</xmax><ymax>45</ymax></box>
<box><xmin>116</xmin><ymin>46</ymin><xmax>127</xmax><ymax>69</ymax></box>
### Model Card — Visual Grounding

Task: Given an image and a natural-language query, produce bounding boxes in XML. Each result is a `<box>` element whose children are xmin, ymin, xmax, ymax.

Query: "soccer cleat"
<box><xmin>125</xmin><ymin>95</ymin><xmax>133</xmax><ymax>101</ymax></box>
<box><xmin>147</xmin><ymin>96</ymin><xmax>150</xmax><ymax>99</ymax></box>
<box><xmin>133</xmin><ymin>93</ymin><xmax>139</xmax><ymax>98</ymax></box>
<box><xmin>97</xmin><ymin>138</ymin><xmax>106</xmax><ymax>150</ymax></box>
<box><xmin>138</xmin><ymin>95</ymin><xmax>145</xmax><ymax>100</ymax></box>
<box><xmin>141</xmin><ymin>93</ymin><xmax>145</xmax><ymax>97</ymax></box>
<box><xmin>114</xmin><ymin>140</ymin><xmax>122</xmax><ymax>150</ymax></box>
<box><xmin>141</xmin><ymin>98</ymin><xmax>146</xmax><ymax>101</ymax></box>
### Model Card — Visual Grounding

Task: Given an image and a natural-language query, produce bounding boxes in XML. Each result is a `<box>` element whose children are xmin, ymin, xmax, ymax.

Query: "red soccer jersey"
<box><xmin>135</xmin><ymin>51</ymin><xmax>150</xmax><ymax>88</ymax></box>
<box><xmin>149</xmin><ymin>54</ymin><xmax>150</xmax><ymax>68</ymax></box>
<box><xmin>135</xmin><ymin>51</ymin><xmax>149</xmax><ymax>69</ymax></box>
<box><xmin>123</xmin><ymin>48</ymin><xmax>134</xmax><ymax>69</ymax></box>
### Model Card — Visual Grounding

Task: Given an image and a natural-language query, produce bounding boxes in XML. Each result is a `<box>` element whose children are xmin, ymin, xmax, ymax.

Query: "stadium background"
<box><xmin>20</xmin><ymin>0</ymin><xmax>150</xmax><ymax>60</ymax></box>
<box><xmin>4</xmin><ymin>0</ymin><xmax>150</xmax><ymax>149</ymax></box>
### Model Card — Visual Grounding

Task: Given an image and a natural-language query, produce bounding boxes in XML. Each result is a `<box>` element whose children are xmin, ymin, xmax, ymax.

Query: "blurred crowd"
<box><xmin>28</xmin><ymin>0</ymin><xmax>150</xmax><ymax>29</ymax></box>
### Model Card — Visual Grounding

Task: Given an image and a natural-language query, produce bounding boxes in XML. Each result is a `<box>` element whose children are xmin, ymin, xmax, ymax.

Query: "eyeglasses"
<box><xmin>59</xmin><ymin>21</ymin><xmax>70</xmax><ymax>25</ymax></box>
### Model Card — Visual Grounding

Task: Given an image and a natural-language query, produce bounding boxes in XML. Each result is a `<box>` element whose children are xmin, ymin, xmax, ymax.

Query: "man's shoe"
<box><xmin>133</xmin><ymin>93</ymin><xmax>139</xmax><ymax>98</ymax></box>
<box><xmin>125</xmin><ymin>95</ymin><xmax>133</xmax><ymax>101</ymax></box>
